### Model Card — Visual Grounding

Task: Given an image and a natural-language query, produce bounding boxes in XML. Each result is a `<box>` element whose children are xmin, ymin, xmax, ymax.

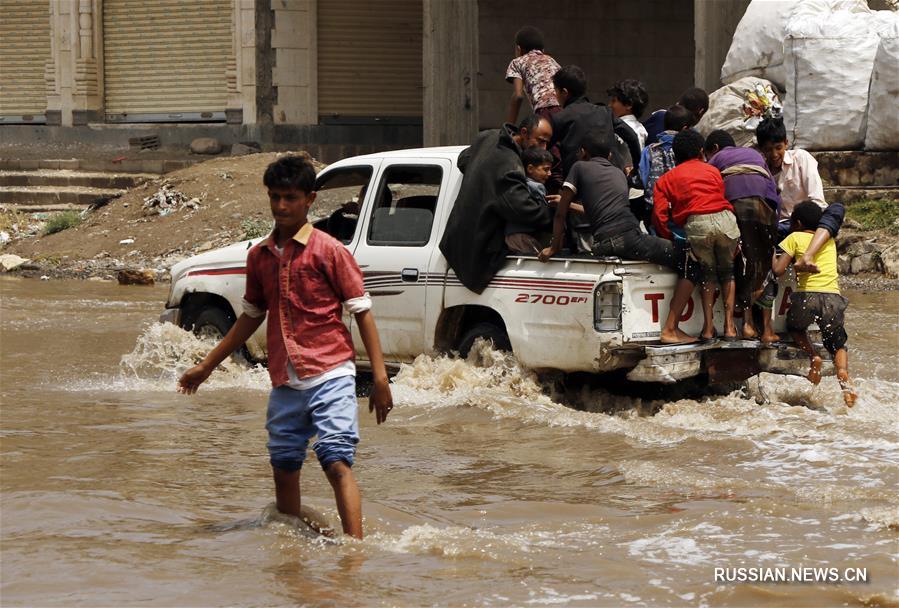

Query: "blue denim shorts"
<box><xmin>265</xmin><ymin>375</ymin><xmax>359</xmax><ymax>472</ymax></box>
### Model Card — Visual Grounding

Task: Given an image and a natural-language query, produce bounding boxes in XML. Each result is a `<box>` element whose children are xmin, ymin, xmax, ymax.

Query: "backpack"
<box><xmin>642</xmin><ymin>141</ymin><xmax>676</xmax><ymax>209</ymax></box>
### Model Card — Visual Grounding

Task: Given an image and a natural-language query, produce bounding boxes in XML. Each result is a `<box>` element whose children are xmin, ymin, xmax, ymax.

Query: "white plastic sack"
<box><xmin>721</xmin><ymin>0</ymin><xmax>797</xmax><ymax>90</ymax></box>
<box><xmin>783</xmin><ymin>6</ymin><xmax>880</xmax><ymax>149</ymax></box>
<box><xmin>696</xmin><ymin>77</ymin><xmax>781</xmax><ymax>148</ymax></box>
<box><xmin>721</xmin><ymin>0</ymin><xmax>871</xmax><ymax>91</ymax></box>
<box><xmin>865</xmin><ymin>11</ymin><xmax>899</xmax><ymax>150</ymax></box>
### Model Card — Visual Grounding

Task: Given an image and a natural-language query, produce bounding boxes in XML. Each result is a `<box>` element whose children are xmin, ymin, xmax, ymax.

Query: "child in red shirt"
<box><xmin>654</xmin><ymin>130</ymin><xmax>741</xmax><ymax>341</ymax></box>
<box><xmin>178</xmin><ymin>156</ymin><xmax>393</xmax><ymax>539</ymax></box>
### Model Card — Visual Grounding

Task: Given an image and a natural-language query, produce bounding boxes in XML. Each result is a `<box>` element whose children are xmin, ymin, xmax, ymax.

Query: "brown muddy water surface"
<box><xmin>1</xmin><ymin>277</ymin><xmax>897</xmax><ymax>607</ymax></box>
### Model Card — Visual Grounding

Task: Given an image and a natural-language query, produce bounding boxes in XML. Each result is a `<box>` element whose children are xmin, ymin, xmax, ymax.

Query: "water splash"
<box><xmin>393</xmin><ymin>341</ymin><xmax>898</xmax><ymax>442</ymax></box>
<box><xmin>202</xmin><ymin>503</ymin><xmax>340</xmax><ymax>544</ymax></box>
<box><xmin>123</xmin><ymin>322</ymin><xmax>271</xmax><ymax>390</ymax></box>
<box><xmin>65</xmin><ymin>322</ymin><xmax>270</xmax><ymax>392</ymax></box>
<box><xmin>368</xmin><ymin>521</ymin><xmax>609</xmax><ymax>564</ymax></box>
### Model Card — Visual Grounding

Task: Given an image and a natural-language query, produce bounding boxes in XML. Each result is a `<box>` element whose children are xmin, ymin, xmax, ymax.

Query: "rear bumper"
<box><xmin>617</xmin><ymin>339</ymin><xmax>832</xmax><ymax>384</ymax></box>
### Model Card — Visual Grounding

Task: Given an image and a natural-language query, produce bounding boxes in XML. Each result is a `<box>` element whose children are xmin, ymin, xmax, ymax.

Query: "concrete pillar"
<box><xmin>230</xmin><ymin>0</ymin><xmax>273</xmax><ymax>126</ymax></box>
<box><xmin>694</xmin><ymin>0</ymin><xmax>751</xmax><ymax>92</ymax></box>
<box><xmin>271</xmin><ymin>0</ymin><xmax>317</xmax><ymax>125</ymax></box>
<box><xmin>423</xmin><ymin>0</ymin><xmax>478</xmax><ymax>146</ymax></box>
<box><xmin>46</xmin><ymin>0</ymin><xmax>102</xmax><ymax>126</ymax></box>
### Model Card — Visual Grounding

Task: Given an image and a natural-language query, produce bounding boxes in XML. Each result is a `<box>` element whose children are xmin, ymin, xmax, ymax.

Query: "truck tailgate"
<box><xmin>619</xmin><ymin>264</ymin><xmax>794</xmax><ymax>343</ymax></box>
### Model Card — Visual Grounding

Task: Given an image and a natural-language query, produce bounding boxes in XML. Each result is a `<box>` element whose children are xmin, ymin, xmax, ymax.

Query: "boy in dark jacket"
<box><xmin>549</xmin><ymin>65</ymin><xmax>639</xmax><ymax>177</ymax></box>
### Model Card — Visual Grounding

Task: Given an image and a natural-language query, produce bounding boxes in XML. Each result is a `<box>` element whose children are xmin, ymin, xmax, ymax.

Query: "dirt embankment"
<box><xmin>3</xmin><ymin>152</ymin><xmax>334</xmax><ymax>281</ymax></box>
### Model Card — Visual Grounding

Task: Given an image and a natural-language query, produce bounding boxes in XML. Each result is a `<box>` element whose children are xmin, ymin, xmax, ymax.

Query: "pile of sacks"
<box><xmin>707</xmin><ymin>0</ymin><xmax>898</xmax><ymax>150</ymax></box>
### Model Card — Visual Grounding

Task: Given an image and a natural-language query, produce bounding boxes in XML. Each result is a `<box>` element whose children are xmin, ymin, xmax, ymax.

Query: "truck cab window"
<box><xmin>367</xmin><ymin>165</ymin><xmax>442</xmax><ymax>246</ymax></box>
<box><xmin>312</xmin><ymin>166</ymin><xmax>374</xmax><ymax>244</ymax></box>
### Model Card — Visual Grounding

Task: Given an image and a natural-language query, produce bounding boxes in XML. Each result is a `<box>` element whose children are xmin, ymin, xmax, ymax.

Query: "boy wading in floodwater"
<box><xmin>772</xmin><ymin>201</ymin><xmax>856</xmax><ymax>407</ymax></box>
<box><xmin>178</xmin><ymin>156</ymin><xmax>393</xmax><ymax>538</ymax></box>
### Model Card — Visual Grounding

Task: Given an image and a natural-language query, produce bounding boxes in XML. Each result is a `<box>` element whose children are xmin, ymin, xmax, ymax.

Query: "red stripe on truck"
<box><xmin>187</xmin><ymin>267</ymin><xmax>247</xmax><ymax>277</ymax></box>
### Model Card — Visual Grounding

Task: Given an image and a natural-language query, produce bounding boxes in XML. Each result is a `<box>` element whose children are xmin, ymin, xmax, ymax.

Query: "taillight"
<box><xmin>594</xmin><ymin>281</ymin><xmax>622</xmax><ymax>332</ymax></box>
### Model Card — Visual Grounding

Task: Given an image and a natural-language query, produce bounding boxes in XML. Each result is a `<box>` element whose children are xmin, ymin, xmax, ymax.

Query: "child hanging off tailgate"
<box><xmin>772</xmin><ymin>201</ymin><xmax>856</xmax><ymax>406</ymax></box>
<box><xmin>177</xmin><ymin>155</ymin><xmax>394</xmax><ymax>538</ymax></box>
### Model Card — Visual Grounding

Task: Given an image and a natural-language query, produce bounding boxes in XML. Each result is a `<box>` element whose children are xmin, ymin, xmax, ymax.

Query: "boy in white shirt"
<box><xmin>607</xmin><ymin>79</ymin><xmax>649</xmax><ymax>150</ymax></box>
<box><xmin>755</xmin><ymin>117</ymin><xmax>826</xmax><ymax>237</ymax></box>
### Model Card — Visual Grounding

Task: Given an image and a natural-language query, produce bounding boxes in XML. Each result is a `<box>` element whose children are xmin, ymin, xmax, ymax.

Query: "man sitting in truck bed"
<box><xmin>538</xmin><ymin>130</ymin><xmax>698</xmax><ymax>343</ymax></box>
<box><xmin>439</xmin><ymin>116</ymin><xmax>555</xmax><ymax>293</ymax></box>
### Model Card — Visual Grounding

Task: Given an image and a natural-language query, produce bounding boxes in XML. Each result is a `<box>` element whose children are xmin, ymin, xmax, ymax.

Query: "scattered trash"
<box><xmin>142</xmin><ymin>183</ymin><xmax>201</xmax><ymax>216</ymax></box>
<box><xmin>119</xmin><ymin>238</ymin><xmax>135</xmax><ymax>245</ymax></box>
<box><xmin>86</xmin><ymin>193</ymin><xmax>122</xmax><ymax>214</ymax></box>
<box><xmin>0</xmin><ymin>254</ymin><xmax>29</xmax><ymax>271</ymax></box>
<box><xmin>40</xmin><ymin>275</ymin><xmax>50</xmax><ymax>281</ymax></box>
<box><xmin>0</xmin><ymin>231</ymin><xmax>9</xmax><ymax>243</ymax></box>
<box><xmin>217</xmin><ymin>171</ymin><xmax>233</xmax><ymax>180</ymax></box>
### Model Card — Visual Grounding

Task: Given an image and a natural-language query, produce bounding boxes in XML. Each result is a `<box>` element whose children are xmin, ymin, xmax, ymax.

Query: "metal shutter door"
<box><xmin>0</xmin><ymin>0</ymin><xmax>50</xmax><ymax>122</ymax></box>
<box><xmin>103</xmin><ymin>0</ymin><xmax>230</xmax><ymax>121</ymax></box>
<box><xmin>317</xmin><ymin>0</ymin><xmax>422</xmax><ymax>118</ymax></box>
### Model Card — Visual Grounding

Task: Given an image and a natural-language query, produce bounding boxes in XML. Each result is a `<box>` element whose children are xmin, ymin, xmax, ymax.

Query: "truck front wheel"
<box><xmin>190</xmin><ymin>306</ymin><xmax>235</xmax><ymax>341</ymax></box>
<box><xmin>457</xmin><ymin>322</ymin><xmax>511</xmax><ymax>358</ymax></box>
<box><xmin>184</xmin><ymin>306</ymin><xmax>249</xmax><ymax>364</ymax></box>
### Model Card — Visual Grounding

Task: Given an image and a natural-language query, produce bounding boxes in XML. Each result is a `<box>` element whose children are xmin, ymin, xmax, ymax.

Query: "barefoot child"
<box><xmin>653</xmin><ymin>129</ymin><xmax>741</xmax><ymax>342</ymax></box>
<box><xmin>772</xmin><ymin>201</ymin><xmax>856</xmax><ymax>406</ymax></box>
<box><xmin>178</xmin><ymin>156</ymin><xmax>394</xmax><ymax>538</ymax></box>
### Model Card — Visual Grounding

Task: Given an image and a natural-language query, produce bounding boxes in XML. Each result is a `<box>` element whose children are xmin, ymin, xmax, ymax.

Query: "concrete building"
<box><xmin>0</xmin><ymin>0</ymin><xmax>750</xmax><ymax>160</ymax></box>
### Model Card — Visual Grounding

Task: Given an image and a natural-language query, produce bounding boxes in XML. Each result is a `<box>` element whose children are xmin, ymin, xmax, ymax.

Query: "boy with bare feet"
<box><xmin>654</xmin><ymin>130</ymin><xmax>740</xmax><ymax>342</ymax></box>
<box><xmin>178</xmin><ymin>156</ymin><xmax>394</xmax><ymax>537</ymax></box>
<box><xmin>772</xmin><ymin>201</ymin><xmax>856</xmax><ymax>406</ymax></box>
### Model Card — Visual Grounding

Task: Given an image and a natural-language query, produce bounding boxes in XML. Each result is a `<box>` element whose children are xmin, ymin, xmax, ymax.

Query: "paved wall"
<box><xmin>477</xmin><ymin>0</ymin><xmax>696</xmax><ymax>130</ymax></box>
<box><xmin>0</xmin><ymin>123</ymin><xmax>422</xmax><ymax>164</ymax></box>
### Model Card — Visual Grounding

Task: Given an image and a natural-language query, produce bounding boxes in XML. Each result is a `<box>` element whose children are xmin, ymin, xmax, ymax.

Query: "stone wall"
<box><xmin>838</xmin><ymin>230</ymin><xmax>899</xmax><ymax>277</ymax></box>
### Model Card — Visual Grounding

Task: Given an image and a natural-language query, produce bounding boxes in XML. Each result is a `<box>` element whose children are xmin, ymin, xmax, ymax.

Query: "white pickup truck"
<box><xmin>160</xmin><ymin>146</ymin><xmax>817</xmax><ymax>384</ymax></box>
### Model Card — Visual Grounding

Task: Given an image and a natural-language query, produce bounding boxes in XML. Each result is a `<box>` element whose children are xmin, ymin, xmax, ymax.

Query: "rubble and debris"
<box><xmin>230</xmin><ymin>142</ymin><xmax>261</xmax><ymax>156</ymax></box>
<box><xmin>141</xmin><ymin>183</ymin><xmax>201</xmax><ymax>216</ymax></box>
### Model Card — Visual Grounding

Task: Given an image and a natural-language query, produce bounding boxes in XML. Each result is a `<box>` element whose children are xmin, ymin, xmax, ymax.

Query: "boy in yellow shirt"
<box><xmin>773</xmin><ymin>201</ymin><xmax>856</xmax><ymax>406</ymax></box>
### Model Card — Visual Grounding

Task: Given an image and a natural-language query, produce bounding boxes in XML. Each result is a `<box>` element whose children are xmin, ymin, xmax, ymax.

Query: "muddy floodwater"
<box><xmin>1</xmin><ymin>277</ymin><xmax>897</xmax><ymax>607</ymax></box>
